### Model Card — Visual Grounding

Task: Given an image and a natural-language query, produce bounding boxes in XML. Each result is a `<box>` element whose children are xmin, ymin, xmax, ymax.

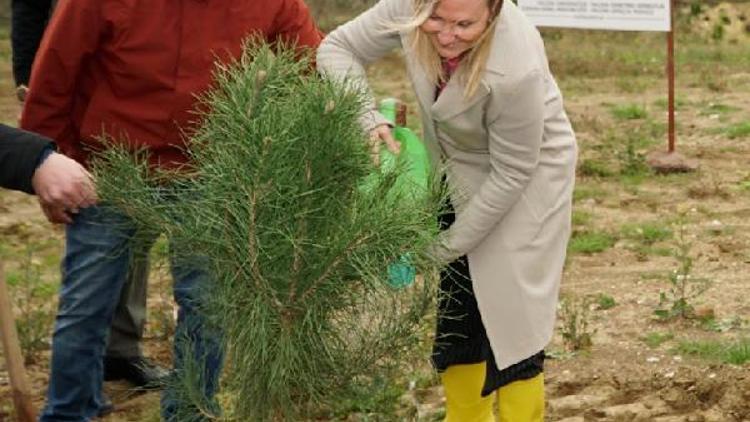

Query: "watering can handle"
<box><xmin>379</xmin><ymin>98</ymin><xmax>407</xmax><ymax>127</ymax></box>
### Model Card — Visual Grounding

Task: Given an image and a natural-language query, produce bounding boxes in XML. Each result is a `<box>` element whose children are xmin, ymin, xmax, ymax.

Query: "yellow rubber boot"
<box><xmin>497</xmin><ymin>373</ymin><xmax>545</xmax><ymax>422</ymax></box>
<box><xmin>441</xmin><ymin>362</ymin><xmax>495</xmax><ymax>422</ymax></box>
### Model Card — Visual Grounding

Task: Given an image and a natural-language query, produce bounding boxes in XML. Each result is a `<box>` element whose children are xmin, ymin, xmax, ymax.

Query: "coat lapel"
<box><xmin>432</xmin><ymin>75</ymin><xmax>490</xmax><ymax>122</ymax></box>
<box><xmin>410</xmin><ymin>61</ymin><xmax>436</xmax><ymax>120</ymax></box>
<box><xmin>404</xmin><ymin>43</ymin><xmax>492</xmax><ymax>124</ymax></box>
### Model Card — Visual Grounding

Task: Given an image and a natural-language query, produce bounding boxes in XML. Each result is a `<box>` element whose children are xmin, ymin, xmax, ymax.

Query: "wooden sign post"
<box><xmin>646</xmin><ymin>0</ymin><xmax>698</xmax><ymax>172</ymax></box>
<box><xmin>517</xmin><ymin>0</ymin><xmax>697</xmax><ymax>173</ymax></box>
<box><xmin>667</xmin><ymin>0</ymin><xmax>676</xmax><ymax>154</ymax></box>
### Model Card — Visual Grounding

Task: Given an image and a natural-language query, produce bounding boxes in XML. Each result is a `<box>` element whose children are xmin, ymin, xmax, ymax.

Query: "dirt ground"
<box><xmin>1</xmin><ymin>3</ymin><xmax>750</xmax><ymax>421</ymax></box>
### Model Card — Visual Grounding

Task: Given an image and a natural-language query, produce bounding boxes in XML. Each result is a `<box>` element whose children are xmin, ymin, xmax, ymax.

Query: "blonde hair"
<box><xmin>407</xmin><ymin>0</ymin><xmax>503</xmax><ymax>99</ymax></box>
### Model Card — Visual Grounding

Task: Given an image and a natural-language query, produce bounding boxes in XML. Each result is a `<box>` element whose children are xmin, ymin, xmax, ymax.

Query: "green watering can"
<box><xmin>376</xmin><ymin>98</ymin><xmax>432</xmax><ymax>289</ymax></box>
<box><xmin>374</xmin><ymin>98</ymin><xmax>431</xmax><ymax>203</ymax></box>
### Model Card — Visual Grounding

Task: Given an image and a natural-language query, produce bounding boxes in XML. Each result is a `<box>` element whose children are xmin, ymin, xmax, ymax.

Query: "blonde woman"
<box><xmin>318</xmin><ymin>0</ymin><xmax>577</xmax><ymax>420</ymax></box>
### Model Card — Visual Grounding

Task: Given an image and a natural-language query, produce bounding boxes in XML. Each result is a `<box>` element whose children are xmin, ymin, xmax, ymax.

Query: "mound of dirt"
<box><xmin>547</xmin><ymin>363</ymin><xmax>750</xmax><ymax>421</ymax></box>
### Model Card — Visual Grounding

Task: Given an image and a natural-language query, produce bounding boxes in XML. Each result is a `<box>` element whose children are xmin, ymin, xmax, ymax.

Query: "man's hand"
<box><xmin>368</xmin><ymin>124</ymin><xmax>401</xmax><ymax>166</ymax></box>
<box><xmin>32</xmin><ymin>152</ymin><xmax>97</xmax><ymax>224</ymax></box>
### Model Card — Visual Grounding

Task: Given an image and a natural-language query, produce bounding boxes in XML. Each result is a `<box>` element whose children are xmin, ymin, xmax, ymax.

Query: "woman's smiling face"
<box><xmin>419</xmin><ymin>0</ymin><xmax>491</xmax><ymax>59</ymax></box>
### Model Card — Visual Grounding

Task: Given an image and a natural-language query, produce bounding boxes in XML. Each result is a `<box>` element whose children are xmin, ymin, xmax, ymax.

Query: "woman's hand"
<box><xmin>368</xmin><ymin>124</ymin><xmax>401</xmax><ymax>166</ymax></box>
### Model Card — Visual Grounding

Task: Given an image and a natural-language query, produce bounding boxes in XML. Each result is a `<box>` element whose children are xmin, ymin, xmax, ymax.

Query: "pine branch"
<box><xmin>93</xmin><ymin>40</ymin><xmax>445</xmax><ymax>420</ymax></box>
<box><xmin>297</xmin><ymin>233</ymin><xmax>370</xmax><ymax>304</ymax></box>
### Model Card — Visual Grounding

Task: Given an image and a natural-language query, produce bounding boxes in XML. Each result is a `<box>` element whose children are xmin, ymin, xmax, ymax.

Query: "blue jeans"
<box><xmin>39</xmin><ymin>206</ymin><xmax>223</xmax><ymax>422</ymax></box>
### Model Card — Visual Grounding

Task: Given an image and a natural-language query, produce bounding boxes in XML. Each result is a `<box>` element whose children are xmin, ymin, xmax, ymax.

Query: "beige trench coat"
<box><xmin>318</xmin><ymin>0</ymin><xmax>577</xmax><ymax>371</ymax></box>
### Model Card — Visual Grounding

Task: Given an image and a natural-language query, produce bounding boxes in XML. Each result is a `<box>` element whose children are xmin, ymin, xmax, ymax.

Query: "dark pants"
<box><xmin>106</xmin><ymin>256</ymin><xmax>147</xmax><ymax>358</ymax></box>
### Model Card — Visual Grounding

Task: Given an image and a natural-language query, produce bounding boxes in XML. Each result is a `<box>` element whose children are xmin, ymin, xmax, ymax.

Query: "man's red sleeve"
<box><xmin>20</xmin><ymin>0</ymin><xmax>103</xmax><ymax>158</ymax></box>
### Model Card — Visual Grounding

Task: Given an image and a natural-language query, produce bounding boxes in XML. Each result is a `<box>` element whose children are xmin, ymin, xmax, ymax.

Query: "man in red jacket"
<box><xmin>21</xmin><ymin>0</ymin><xmax>322</xmax><ymax>420</ymax></box>
<box><xmin>12</xmin><ymin>0</ymin><xmax>170</xmax><ymax>390</ymax></box>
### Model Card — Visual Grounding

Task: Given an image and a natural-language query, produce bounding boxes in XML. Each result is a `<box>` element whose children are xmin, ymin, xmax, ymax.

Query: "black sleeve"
<box><xmin>0</xmin><ymin>124</ymin><xmax>55</xmax><ymax>194</ymax></box>
<box><xmin>11</xmin><ymin>0</ymin><xmax>54</xmax><ymax>86</ymax></box>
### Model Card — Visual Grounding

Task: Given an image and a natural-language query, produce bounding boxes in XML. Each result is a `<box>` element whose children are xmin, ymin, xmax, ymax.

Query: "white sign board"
<box><xmin>517</xmin><ymin>0</ymin><xmax>671</xmax><ymax>32</ymax></box>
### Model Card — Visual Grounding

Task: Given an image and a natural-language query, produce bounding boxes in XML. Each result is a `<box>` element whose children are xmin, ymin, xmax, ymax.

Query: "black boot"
<box><xmin>103</xmin><ymin>356</ymin><xmax>170</xmax><ymax>389</ymax></box>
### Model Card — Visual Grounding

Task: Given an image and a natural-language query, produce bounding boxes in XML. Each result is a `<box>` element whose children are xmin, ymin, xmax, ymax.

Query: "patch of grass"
<box><xmin>725</xmin><ymin>121</ymin><xmax>750</xmax><ymax>139</ymax></box>
<box><xmin>573</xmin><ymin>186</ymin><xmax>608</xmax><ymax>203</ymax></box>
<box><xmin>595</xmin><ymin>293</ymin><xmax>616</xmax><ymax>310</ymax></box>
<box><xmin>621</xmin><ymin>222</ymin><xmax>673</xmax><ymax>245</ymax></box>
<box><xmin>610</xmin><ymin>104</ymin><xmax>648</xmax><ymax>120</ymax></box>
<box><xmin>680</xmin><ymin>40</ymin><xmax>750</xmax><ymax>72</ymax></box>
<box><xmin>698</xmin><ymin>102</ymin><xmax>739</xmax><ymax>116</ymax></box>
<box><xmin>640</xmin><ymin>271</ymin><xmax>665</xmax><ymax>281</ymax></box>
<box><xmin>620</xmin><ymin>173</ymin><xmax>649</xmax><ymax>192</ymax></box>
<box><xmin>5</xmin><ymin>248</ymin><xmax>58</xmax><ymax>364</ymax></box>
<box><xmin>331</xmin><ymin>375</ymin><xmax>408</xmax><ymax>418</ymax></box>
<box><xmin>546</xmin><ymin>30</ymin><xmax>664</xmax><ymax>80</ymax></box>
<box><xmin>700</xmin><ymin>316</ymin><xmax>745</xmax><ymax>333</ymax></box>
<box><xmin>410</xmin><ymin>371</ymin><xmax>440</xmax><ymax>390</ymax></box>
<box><xmin>615</xmin><ymin>77</ymin><xmax>654</xmax><ymax>94</ymax></box>
<box><xmin>689</xmin><ymin>1</ymin><xmax>702</xmax><ymax>17</ymax></box>
<box><xmin>642</xmin><ymin>246</ymin><xmax>673</xmax><ymax>257</ymax></box>
<box><xmin>643</xmin><ymin>119</ymin><xmax>667</xmax><ymax>140</ymax></box>
<box><xmin>597</xmin><ymin>129</ymin><xmax>654</xmax><ymax>180</ymax></box>
<box><xmin>570</xmin><ymin>113</ymin><xmax>605</xmax><ymax>134</ymax></box>
<box><xmin>571</xmin><ymin>210</ymin><xmax>593</xmax><ymax>226</ymax></box>
<box><xmin>718</xmin><ymin>146</ymin><xmax>742</xmax><ymax>154</ymax></box>
<box><xmin>642</xmin><ymin>331</ymin><xmax>674</xmax><ymax>348</ymax></box>
<box><xmin>711</xmin><ymin>23</ymin><xmax>725</xmax><ymax>41</ymax></box>
<box><xmin>617</xmin><ymin>139</ymin><xmax>651</xmax><ymax>177</ymax></box>
<box><xmin>676</xmin><ymin>338</ymin><xmax>750</xmax><ymax>365</ymax></box>
<box><xmin>568</xmin><ymin>231</ymin><xmax>616</xmax><ymax>254</ymax></box>
<box><xmin>697</xmin><ymin>68</ymin><xmax>729</xmax><ymax>92</ymax></box>
<box><xmin>629</xmin><ymin>244</ymin><xmax>673</xmax><ymax>261</ymax></box>
<box><xmin>653</xmin><ymin>97</ymin><xmax>687</xmax><ymax>110</ymax></box>
<box><xmin>578</xmin><ymin>158</ymin><xmax>614</xmax><ymax>178</ymax></box>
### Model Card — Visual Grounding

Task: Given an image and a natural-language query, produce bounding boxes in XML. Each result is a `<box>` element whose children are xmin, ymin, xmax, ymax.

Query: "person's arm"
<box><xmin>0</xmin><ymin>124</ymin><xmax>97</xmax><ymax>224</ymax></box>
<box><xmin>11</xmin><ymin>0</ymin><xmax>53</xmax><ymax>88</ymax></box>
<box><xmin>316</xmin><ymin>0</ymin><xmax>406</xmax><ymax>138</ymax></box>
<box><xmin>0</xmin><ymin>123</ymin><xmax>52</xmax><ymax>193</ymax></box>
<box><xmin>20</xmin><ymin>0</ymin><xmax>103</xmax><ymax>156</ymax></box>
<box><xmin>433</xmin><ymin>70</ymin><xmax>546</xmax><ymax>262</ymax></box>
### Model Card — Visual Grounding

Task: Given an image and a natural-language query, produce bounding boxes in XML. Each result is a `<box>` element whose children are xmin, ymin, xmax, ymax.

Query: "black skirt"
<box><xmin>432</xmin><ymin>203</ymin><xmax>544</xmax><ymax>397</ymax></box>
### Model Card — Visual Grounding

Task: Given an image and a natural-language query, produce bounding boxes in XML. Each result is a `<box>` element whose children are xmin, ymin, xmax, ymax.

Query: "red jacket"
<box><xmin>21</xmin><ymin>0</ymin><xmax>322</xmax><ymax>169</ymax></box>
